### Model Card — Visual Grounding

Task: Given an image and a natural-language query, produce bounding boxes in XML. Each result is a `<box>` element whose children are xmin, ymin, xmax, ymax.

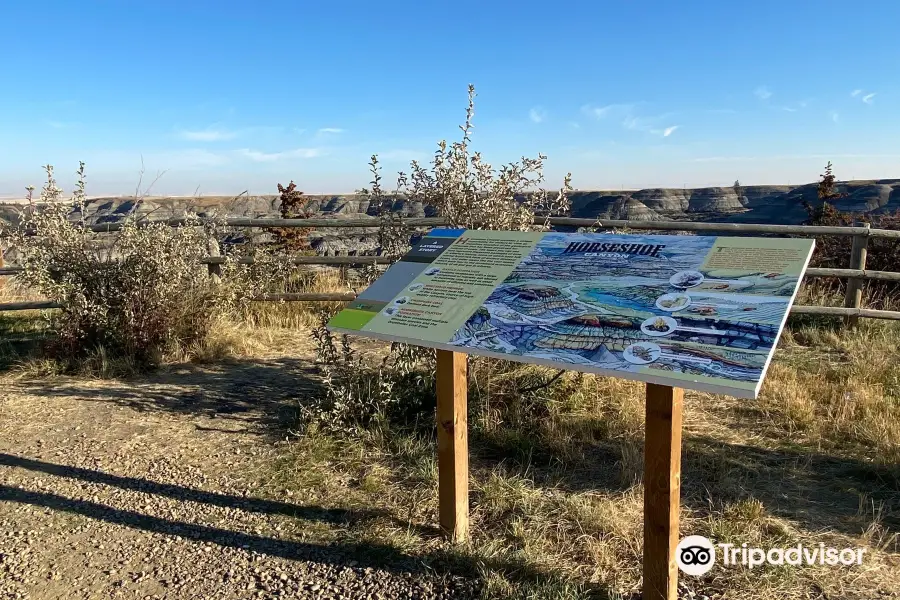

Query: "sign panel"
<box><xmin>328</xmin><ymin>229</ymin><xmax>815</xmax><ymax>399</ymax></box>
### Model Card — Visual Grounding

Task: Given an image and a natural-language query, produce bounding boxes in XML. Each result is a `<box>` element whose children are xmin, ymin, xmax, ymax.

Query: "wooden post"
<box><xmin>207</xmin><ymin>237</ymin><xmax>223</xmax><ymax>282</ymax></box>
<box><xmin>436</xmin><ymin>349</ymin><xmax>469</xmax><ymax>542</ymax></box>
<box><xmin>643</xmin><ymin>384</ymin><xmax>684</xmax><ymax>600</ymax></box>
<box><xmin>843</xmin><ymin>222</ymin><xmax>870</xmax><ymax>328</ymax></box>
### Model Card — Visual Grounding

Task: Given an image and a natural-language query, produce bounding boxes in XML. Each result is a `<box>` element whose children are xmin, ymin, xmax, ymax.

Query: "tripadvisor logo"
<box><xmin>676</xmin><ymin>536</ymin><xmax>867</xmax><ymax>576</ymax></box>
<box><xmin>676</xmin><ymin>536</ymin><xmax>716</xmax><ymax>576</ymax></box>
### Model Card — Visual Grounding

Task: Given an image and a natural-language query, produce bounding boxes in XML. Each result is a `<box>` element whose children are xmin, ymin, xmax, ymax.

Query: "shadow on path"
<box><xmin>0</xmin><ymin>452</ymin><xmax>618</xmax><ymax>599</ymax></box>
<box><xmin>13</xmin><ymin>357</ymin><xmax>321</xmax><ymax>436</ymax></box>
<box><xmin>0</xmin><ymin>452</ymin><xmax>438</xmax><ymax>536</ymax></box>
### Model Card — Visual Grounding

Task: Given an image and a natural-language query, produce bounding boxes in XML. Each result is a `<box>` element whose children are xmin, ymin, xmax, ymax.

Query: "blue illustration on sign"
<box><xmin>449</xmin><ymin>233</ymin><xmax>796</xmax><ymax>384</ymax></box>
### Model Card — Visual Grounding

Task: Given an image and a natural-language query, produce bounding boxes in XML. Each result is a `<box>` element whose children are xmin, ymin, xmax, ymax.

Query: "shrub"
<box><xmin>309</xmin><ymin>85</ymin><xmax>575</xmax><ymax>432</ymax></box>
<box><xmin>802</xmin><ymin>162</ymin><xmax>900</xmax><ymax>304</ymax></box>
<box><xmin>268</xmin><ymin>180</ymin><xmax>314</xmax><ymax>252</ymax></box>
<box><xmin>306</xmin><ymin>312</ymin><xmax>436</xmax><ymax>433</ymax></box>
<box><xmin>11</xmin><ymin>163</ymin><xmax>284</xmax><ymax>369</ymax></box>
<box><xmin>366</xmin><ymin>84</ymin><xmax>572</xmax><ymax>233</ymax></box>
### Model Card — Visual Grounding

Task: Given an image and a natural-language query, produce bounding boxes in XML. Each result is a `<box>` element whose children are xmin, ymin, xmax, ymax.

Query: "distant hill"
<box><xmin>2</xmin><ymin>180</ymin><xmax>898</xmax><ymax>256</ymax></box>
<box><xmin>3</xmin><ymin>180</ymin><xmax>899</xmax><ymax>226</ymax></box>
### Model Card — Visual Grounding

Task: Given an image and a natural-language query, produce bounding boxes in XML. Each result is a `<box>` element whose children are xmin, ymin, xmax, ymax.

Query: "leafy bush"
<box><xmin>11</xmin><ymin>164</ymin><xmax>284</xmax><ymax>369</ymax></box>
<box><xmin>307</xmin><ymin>312</ymin><xmax>436</xmax><ymax>432</ymax></box>
<box><xmin>309</xmin><ymin>85</ymin><xmax>574</xmax><ymax>432</ymax></box>
<box><xmin>365</xmin><ymin>84</ymin><xmax>572</xmax><ymax>232</ymax></box>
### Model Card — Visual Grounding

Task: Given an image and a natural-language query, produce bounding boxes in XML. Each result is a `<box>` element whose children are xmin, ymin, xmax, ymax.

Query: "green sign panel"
<box><xmin>328</xmin><ymin>228</ymin><xmax>815</xmax><ymax>399</ymax></box>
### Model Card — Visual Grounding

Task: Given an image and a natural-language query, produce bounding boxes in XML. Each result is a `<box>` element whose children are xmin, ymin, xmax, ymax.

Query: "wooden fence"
<box><xmin>2</xmin><ymin>216</ymin><xmax>900</xmax><ymax>325</ymax></box>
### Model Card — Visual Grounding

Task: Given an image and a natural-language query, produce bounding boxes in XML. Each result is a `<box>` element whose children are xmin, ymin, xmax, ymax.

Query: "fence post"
<box><xmin>843</xmin><ymin>222</ymin><xmax>870</xmax><ymax>328</ymax></box>
<box><xmin>207</xmin><ymin>236</ymin><xmax>222</xmax><ymax>283</ymax></box>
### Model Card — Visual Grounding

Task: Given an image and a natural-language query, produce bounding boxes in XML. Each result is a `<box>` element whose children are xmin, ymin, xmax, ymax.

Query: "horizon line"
<box><xmin>1</xmin><ymin>178</ymin><xmax>893</xmax><ymax>202</ymax></box>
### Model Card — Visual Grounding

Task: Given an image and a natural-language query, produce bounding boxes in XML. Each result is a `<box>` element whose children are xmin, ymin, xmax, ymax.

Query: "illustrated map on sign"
<box><xmin>327</xmin><ymin>229</ymin><xmax>815</xmax><ymax>398</ymax></box>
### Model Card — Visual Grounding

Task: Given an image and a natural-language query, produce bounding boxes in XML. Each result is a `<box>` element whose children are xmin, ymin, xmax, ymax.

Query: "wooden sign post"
<box><xmin>643</xmin><ymin>383</ymin><xmax>684</xmax><ymax>600</ymax></box>
<box><xmin>433</xmin><ymin>354</ymin><xmax>685</xmax><ymax>600</ymax></box>
<box><xmin>436</xmin><ymin>349</ymin><xmax>469</xmax><ymax>542</ymax></box>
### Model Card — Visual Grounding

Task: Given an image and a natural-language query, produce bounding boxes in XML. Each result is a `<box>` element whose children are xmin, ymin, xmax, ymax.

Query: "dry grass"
<box><xmin>0</xmin><ymin>277</ymin><xmax>47</xmax><ymax>304</ymax></box>
<box><xmin>1</xmin><ymin>271</ymin><xmax>898</xmax><ymax>599</ymax></box>
<box><xmin>241</xmin><ymin>276</ymin><xmax>900</xmax><ymax>599</ymax></box>
<box><xmin>243</xmin><ymin>268</ymin><xmax>358</xmax><ymax>330</ymax></box>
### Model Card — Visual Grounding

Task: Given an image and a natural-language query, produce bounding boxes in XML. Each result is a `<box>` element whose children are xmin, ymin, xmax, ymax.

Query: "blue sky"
<box><xmin>2</xmin><ymin>0</ymin><xmax>898</xmax><ymax>197</ymax></box>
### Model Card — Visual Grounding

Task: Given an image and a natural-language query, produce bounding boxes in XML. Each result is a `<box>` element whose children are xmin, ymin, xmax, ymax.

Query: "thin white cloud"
<box><xmin>529</xmin><ymin>107</ymin><xmax>547</xmax><ymax>123</ymax></box>
<box><xmin>317</xmin><ymin>127</ymin><xmax>344</xmax><ymax>134</ymax></box>
<box><xmin>292</xmin><ymin>128</ymin><xmax>306</xmax><ymax>135</ymax></box>
<box><xmin>661</xmin><ymin>125</ymin><xmax>679</xmax><ymax>137</ymax></box>
<box><xmin>622</xmin><ymin>115</ymin><xmax>644</xmax><ymax>130</ymax></box>
<box><xmin>777</xmin><ymin>98</ymin><xmax>810</xmax><ymax>112</ymax></box>
<box><xmin>146</xmin><ymin>148</ymin><xmax>231</xmax><ymax>169</ymax></box>
<box><xmin>567</xmin><ymin>121</ymin><xmax>581</xmax><ymax>129</ymax></box>
<box><xmin>581</xmin><ymin>103</ymin><xmax>634</xmax><ymax>119</ymax></box>
<box><xmin>754</xmin><ymin>86</ymin><xmax>772</xmax><ymax>100</ymax></box>
<box><xmin>236</xmin><ymin>148</ymin><xmax>322</xmax><ymax>162</ymax></box>
<box><xmin>45</xmin><ymin>120</ymin><xmax>79</xmax><ymax>129</ymax></box>
<box><xmin>850</xmin><ymin>90</ymin><xmax>876</xmax><ymax>104</ymax></box>
<box><xmin>178</xmin><ymin>128</ymin><xmax>238</xmax><ymax>141</ymax></box>
<box><xmin>622</xmin><ymin>113</ymin><xmax>679</xmax><ymax>137</ymax></box>
<box><xmin>830</xmin><ymin>110</ymin><xmax>839</xmax><ymax>123</ymax></box>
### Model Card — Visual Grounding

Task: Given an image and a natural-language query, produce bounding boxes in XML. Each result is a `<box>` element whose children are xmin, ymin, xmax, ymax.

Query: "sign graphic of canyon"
<box><xmin>328</xmin><ymin>229</ymin><xmax>815</xmax><ymax>399</ymax></box>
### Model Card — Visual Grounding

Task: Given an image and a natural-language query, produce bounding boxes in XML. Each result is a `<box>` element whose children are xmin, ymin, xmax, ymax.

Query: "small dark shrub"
<box><xmin>269</xmin><ymin>181</ymin><xmax>314</xmax><ymax>252</ymax></box>
<box><xmin>802</xmin><ymin>162</ymin><xmax>900</xmax><ymax>304</ymax></box>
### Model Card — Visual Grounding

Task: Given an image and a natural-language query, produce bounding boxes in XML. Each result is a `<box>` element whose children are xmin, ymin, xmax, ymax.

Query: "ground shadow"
<box><xmin>467</xmin><ymin>421</ymin><xmax>899</xmax><ymax>545</ymax></box>
<box><xmin>682</xmin><ymin>436</ymin><xmax>900</xmax><ymax>541</ymax></box>
<box><xmin>0</xmin><ymin>452</ymin><xmax>438</xmax><ymax>535</ymax></box>
<box><xmin>470</xmin><ymin>423</ymin><xmax>634</xmax><ymax>495</ymax></box>
<box><xmin>0</xmin><ymin>312</ymin><xmax>52</xmax><ymax>371</ymax></box>
<box><xmin>0</xmin><ymin>453</ymin><xmax>616</xmax><ymax>599</ymax></box>
<box><xmin>13</xmin><ymin>356</ymin><xmax>322</xmax><ymax>437</ymax></box>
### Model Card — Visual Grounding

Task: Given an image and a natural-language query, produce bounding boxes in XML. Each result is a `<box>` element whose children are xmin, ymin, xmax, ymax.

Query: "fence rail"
<box><xmin>6</xmin><ymin>263</ymin><xmax>900</xmax><ymax>281</ymax></box>
<box><xmin>74</xmin><ymin>215</ymin><xmax>900</xmax><ymax>238</ymax></box>
<box><xmin>3</xmin><ymin>217</ymin><xmax>899</xmax><ymax>323</ymax></box>
<box><xmin>3</xmin><ymin>295</ymin><xmax>899</xmax><ymax>321</ymax></box>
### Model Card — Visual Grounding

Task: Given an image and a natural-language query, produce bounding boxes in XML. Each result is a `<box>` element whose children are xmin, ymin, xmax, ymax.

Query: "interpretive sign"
<box><xmin>328</xmin><ymin>228</ymin><xmax>815</xmax><ymax>399</ymax></box>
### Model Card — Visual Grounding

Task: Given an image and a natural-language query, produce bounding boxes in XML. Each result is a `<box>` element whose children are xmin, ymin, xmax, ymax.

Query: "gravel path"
<box><xmin>0</xmin><ymin>361</ymin><xmax>479</xmax><ymax>600</ymax></box>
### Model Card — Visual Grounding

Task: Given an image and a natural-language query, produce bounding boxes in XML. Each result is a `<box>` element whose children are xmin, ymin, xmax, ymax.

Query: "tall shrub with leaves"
<box><xmin>310</xmin><ymin>85</ymin><xmax>575</xmax><ymax>432</ymax></box>
<box><xmin>369</xmin><ymin>84</ymin><xmax>573</xmax><ymax>232</ymax></box>
<box><xmin>12</xmin><ymin>164</ymin><xmax>279</xmax><ymax>367</ymax></box>
<box><xmin>307</xmin><ymin>312</ymin><xmax>437</xmax><ymax>432</ymax></box>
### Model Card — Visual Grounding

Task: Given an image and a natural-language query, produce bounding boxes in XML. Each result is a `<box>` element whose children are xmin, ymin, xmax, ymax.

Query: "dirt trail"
<box><xmin>0</xmin><ymin>360</ymin><xmax>477</xmax><ymax>600</ymax></box>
